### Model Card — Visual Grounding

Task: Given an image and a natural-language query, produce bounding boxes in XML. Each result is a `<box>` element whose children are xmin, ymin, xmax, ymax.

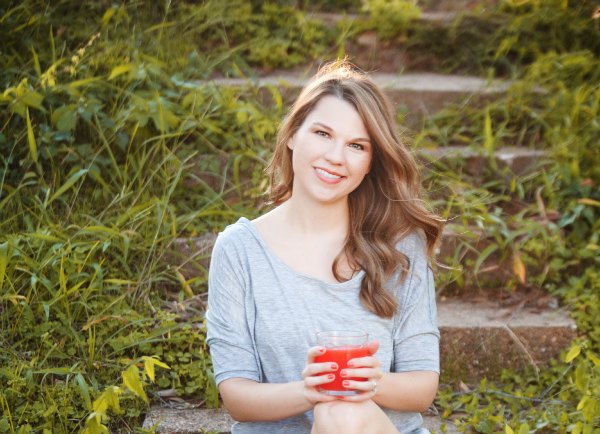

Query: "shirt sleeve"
<box><xmin>205</xmin><ymin>230</ymin><xmax>261</xmax><ymax>385</ymax></box>
<box><xmin>392</xmin><ymin>233</ymin><xmax>440</xmax><ymax>374</ymax></box>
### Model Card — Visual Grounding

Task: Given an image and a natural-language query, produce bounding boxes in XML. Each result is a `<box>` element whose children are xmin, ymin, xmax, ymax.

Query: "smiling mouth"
<box><xmin>315</xmin><ymin>168</ymin><xmax>344</xmax><ymax>180</ymax></box>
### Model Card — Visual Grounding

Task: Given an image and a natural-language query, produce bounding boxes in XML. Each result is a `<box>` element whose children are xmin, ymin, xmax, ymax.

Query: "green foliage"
<box><xmin>0</xmin><ymin>1</ymin><xmax>287</xmax><ymax>431</ymax></box>
<box><xmin>362</xmin><ymin>0</ymin><xmax>421</xmax><ymax>40</ymax></box>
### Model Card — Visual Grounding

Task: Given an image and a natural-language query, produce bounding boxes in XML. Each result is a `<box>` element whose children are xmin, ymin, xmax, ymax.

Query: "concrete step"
<box><xmin>142</xmin><ymin>406</ymin><xmax>458</xmax><ymax>433</ymax></box>
<box><xmin>419</xmin><ymin>146</ymin><xmax>548</xmax><ymax>177</ymax></box>
<box><xmin>417</xmin><ymin>0</ymin><xmax>499</xmax><ymax>13</ymax></box>
<box><xmin>208</xmin><ymin>73</ymin><xmax>510</xmax><ymax>127</ymax></box>
<box><xmin>312</xmin><ymin>11</ymin><xmax>458</xmax><ymax>25</ymax></box>
<box><xmin>302</xmin><ymin>0</ymin><xmax>498</xmax><ymax>14</ymax></box>
<box><xmin>438</xmin><ymin>298</ymin><xmax>576</xmax><ymax>382</ymax></box>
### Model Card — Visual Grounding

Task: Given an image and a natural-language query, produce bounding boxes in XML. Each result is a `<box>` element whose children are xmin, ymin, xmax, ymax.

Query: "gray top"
<box><xmin>206</xmin><ymin>217</ymin><xmax>439</xmax><ymax>434</ymax></box>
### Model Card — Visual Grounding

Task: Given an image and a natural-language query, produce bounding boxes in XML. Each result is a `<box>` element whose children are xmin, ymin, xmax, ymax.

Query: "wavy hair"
<box><xmin>266</xmin><ymin>60</ymin><xmax>444</xmax><ymax>318</ymax></box>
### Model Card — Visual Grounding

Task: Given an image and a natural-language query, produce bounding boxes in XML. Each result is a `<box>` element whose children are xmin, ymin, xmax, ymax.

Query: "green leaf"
<box><xmin>483</xmin><ymin>110</ymin><xmax>494</xmax><ymax>154</ymax></box>
<box><xmin>92</xmin><ymin>386</ymin><xmax>122</xmax><ymax>415</ymax></box>
<box><xmin>76</xmin><ymin>374</ymin><xmax>92</xmax><ymax>411</ymax></box>
<box><xmin>47</xmin><ymin>168</ymin><xmax>88</xmax><ymax>204</ymax></box>
<box><xmin>151</xmin><ymin>104</ymin><xmax>179</xmax><ymax>132</ymax></box>
<box><xmin>0</xmin><ymin>242</ymin><xmax>9</xmax><ymax>289</ymax></box>
<box><xmin>101</xmin><ymin>7</ymin><xmax>116</xmax><ymax>27</ymax></box>
<box><xmin>575</xmin><ymin>362</ymin><xmax>589</xmax><ymax>391</ymax></box>
<box><xmin>32</xmin><ymin>367</ymin><xmax>72</xmax><ymax>375</ymax></box>
<box><xmin>21</xmin><ymin>90</ymin><xmax>44</xmax><ymax>111</ymax></box>
<box><xmin>588</xmin><ymin>352</ymin><xmax>600</xmax><ymax>367</ymax></box>
<box><xmin>565</xmin><ymin>344</ymin><xmax>581</xmax><ymax>363</ymax></box>
<box><xmin>52</xmin><ymin>104</ymin><xmax>78</xmax><ymax>132</ymax></box>
<box><xmin>66</xmin><ymin>77</ymin><xmax>103</xmax><ymax>88</ymax></box>
<box><xmin>31</xmin><ymin>46</ymin><xmax>41</xmax><ymax>77</ymax></box>
<box><xmin>122</xmin><ymin>364</ymin><xmax>148</xmax><ymax>403</ymax></box>
<box><xmin>82</xmin><ymin>413</ymin><xmax>109</xmax><ymax>434</ymax></box>
<box><xmin>26</xmin><ymin>108</ymin><xmax>38</xmax><ymax>163</ymax></box>
<box><xmin>81</xmin><ymin>226</ymin><xmax>121</xmax><ymax>237</ymax></box>
<box><xmin>577</xmin><ymin>395</ymin><xmax>589</xmax><ymax>411</ymax></box>
<box><xmin>505</xmin><ymin>426</ymin><xmax>515</xmax><ymax>434</ymax></box>
<box><xmin>103</xmin><ymin>279</ymin><xmax>137</xmax><ymax>285</ymax></box>
<box><xmin>142</xmin><ymin>356</ymin><xmax>170</xmax><ymax>382</ymax></box>
<box><xmin>473</xmin><ymin>244</ymin><xmax>498</xmax><ymax>274</ymax></box>
<box><xmin>108</xmin><ymin>64</ymin><xmax>134</xmax><ymax>80</ymax></box>
<box><xmin>578</xmin><ymin>198</ymin><xmax>600</xmax><ymax>207</ymax></box>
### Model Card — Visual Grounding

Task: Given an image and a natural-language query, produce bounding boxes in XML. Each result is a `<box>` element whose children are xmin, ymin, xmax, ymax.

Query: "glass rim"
<box><xmin>316</xmin><ymin>330</ymin><xmax>368</xmax><ymax>339</ymax></box>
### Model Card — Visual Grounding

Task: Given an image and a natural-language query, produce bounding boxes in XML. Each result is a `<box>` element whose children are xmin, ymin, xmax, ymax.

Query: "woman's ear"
<box><xmin>287</xmin><ymin>134</ymin><xmax>295</xmax><ymax>150</ymax></box>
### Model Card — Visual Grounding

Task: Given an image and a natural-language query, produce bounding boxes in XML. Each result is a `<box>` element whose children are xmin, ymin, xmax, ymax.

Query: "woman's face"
<box><xmin>287</xmin><ymin>95</ymin><xmax>373</xmax><ymax>206</ymax></box>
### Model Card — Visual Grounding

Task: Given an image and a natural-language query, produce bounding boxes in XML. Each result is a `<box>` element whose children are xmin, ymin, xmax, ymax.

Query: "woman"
<box><xmin>206</xmin><ymin>60</ymin><xmax>444</xmax><ymax>434</ymax></box>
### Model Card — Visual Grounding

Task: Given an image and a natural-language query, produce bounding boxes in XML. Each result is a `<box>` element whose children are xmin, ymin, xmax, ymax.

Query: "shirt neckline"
<box><xmin>237</xmin><ymin>217</ymin><xmax>365</xmax><ymax>288</ymax></box>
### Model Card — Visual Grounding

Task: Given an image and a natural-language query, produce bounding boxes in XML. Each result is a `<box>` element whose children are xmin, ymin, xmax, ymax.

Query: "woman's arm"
<box><xmin>372</xmin><ymin>371</ymin><xmax>438</xmax><ymax>412</ymax></box>
<box><xmin>219</xmin><ymin>378</ymin><xmax>310</xmax><ymax>422</ymax></box>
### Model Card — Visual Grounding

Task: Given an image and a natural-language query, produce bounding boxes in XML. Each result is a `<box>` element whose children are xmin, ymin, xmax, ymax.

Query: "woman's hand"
<box><xmin>337</xmin><ymin>340</ymin><xmax>383</xmax><ymax>402</ymax></box>
<box><xmin>301</xmin><ymin>346</ymin><xmax>339</xmax><ymax>406</ymax></box>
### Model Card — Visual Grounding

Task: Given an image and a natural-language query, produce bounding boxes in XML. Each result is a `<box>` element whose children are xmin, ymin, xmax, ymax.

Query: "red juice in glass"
<box><xmin>314</xmin><ymin>331</ymin><xmax>369</xmax><ymax>396</ymax></box>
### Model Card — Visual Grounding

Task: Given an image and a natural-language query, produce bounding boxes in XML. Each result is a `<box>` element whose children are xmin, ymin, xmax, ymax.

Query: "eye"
<box><xmin>315</xmin><ymin>130</ymin><xmax>329</xmax><ymax>138</ymax></box>
<box><xmin>348</xmin><ymin>143</ymin><xmax>365</xmax><ymax>151</ymax></box>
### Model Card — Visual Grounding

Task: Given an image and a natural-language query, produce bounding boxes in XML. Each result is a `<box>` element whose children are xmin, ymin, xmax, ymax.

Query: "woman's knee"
<box><xmin>312</xmin><ymin>400</ymin><xmax>375</xmax><ymax>434</ymax></box>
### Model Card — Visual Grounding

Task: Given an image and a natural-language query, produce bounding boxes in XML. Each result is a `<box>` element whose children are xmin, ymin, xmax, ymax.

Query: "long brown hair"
<box><xmin>266</xmin><ymin>60</ymin><xmax>444</xmax><ymax>318</ymax></box>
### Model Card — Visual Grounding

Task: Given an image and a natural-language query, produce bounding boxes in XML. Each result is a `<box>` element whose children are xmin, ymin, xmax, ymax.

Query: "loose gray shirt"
<box><xmin>206</xmin><ymin>217</ymin><xmax>440</xmax><ymax>434</ymax></box>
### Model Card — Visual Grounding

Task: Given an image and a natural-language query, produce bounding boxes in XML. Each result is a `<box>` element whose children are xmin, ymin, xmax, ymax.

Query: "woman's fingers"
<box><xmin>347</xmin><ymin>353</ymin><xmax>381</xmax><ymax>370</ymax></box>
<box><xmin>302</xmin><ymin>361</ymin><xmax>338</xmax><ymax>378</ymax></box>
<box><xmin>306</xmin><ymin>346</ymin><xmax>326</xmax><ymax>363</ymax></box>
<box><xmin>340</xmin><ymin>378</ymin><xmax>377</xmax><ymax>393</ymax></box>
<box><xmin>367</xmin><ymin>339</ymin><xmax>380</xmax><ymax>356</ymax></box>
<box><xmin>340</xmin><ymin>367</ymin><xmax>380</xmax><ymax>379</ymax></box>
<box><xmin>304</xmin><ymin>372</ymin><xmax>336</xmax><ymax>388</ymax></box>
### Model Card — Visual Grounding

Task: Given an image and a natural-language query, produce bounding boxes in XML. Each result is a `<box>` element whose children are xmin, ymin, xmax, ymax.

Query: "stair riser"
<box><xmin>441</xmin><ymin>326</ymin><xmax>576</xmax><ymax>382</ymax></box>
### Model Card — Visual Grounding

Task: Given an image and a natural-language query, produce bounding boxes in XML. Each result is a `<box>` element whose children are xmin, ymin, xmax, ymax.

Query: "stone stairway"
<box><xmin>145</xmin><ymin>2</ymin><xmax>576</xmax><ymax>432</ymax></box>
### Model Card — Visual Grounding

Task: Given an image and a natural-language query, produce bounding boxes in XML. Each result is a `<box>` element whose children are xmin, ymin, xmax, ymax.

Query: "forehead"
<box><xmin>303</xmin><ymin>95</ymin><xmax>370</xmax><ymax>139</ymax></box>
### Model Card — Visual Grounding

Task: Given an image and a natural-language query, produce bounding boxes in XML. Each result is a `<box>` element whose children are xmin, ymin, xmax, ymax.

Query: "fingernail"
<box><xmin>340</xmin><ymin>370</ymin><xmax>347</xmax><ymax>377</ymax></box>
<box><xmin>328</xmin><ymin>374</ymin><xmax>335</xmax><ymax>380</ymax></box>
<box><xmin>330</xmin><ymin>363</ymin><xmax>337</xmax><ymax>370</ymax></box>
<box><xmin>319</xmin><ymin>348</ymin><xmax>326</xmax><ymax>353</ymax></box>
<box><xmin>347</xmin><ymin>361</ymin><xmax>353</xmax><ymax>367</ymax></box>
<box><xmin>342</xmin><ymin>381</ymin><xmax>350</xmax><ymax>387</ymax></box>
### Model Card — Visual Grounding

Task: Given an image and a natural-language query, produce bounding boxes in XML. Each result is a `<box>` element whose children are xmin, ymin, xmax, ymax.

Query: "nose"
<box><xmin>323</xmin><ymin>140</ymin><xmax>345</xmax><ymax>165</ymax></box>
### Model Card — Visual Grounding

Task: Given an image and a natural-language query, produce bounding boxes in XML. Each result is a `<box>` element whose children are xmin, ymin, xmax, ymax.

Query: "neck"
<box><xmin>279</xmin><ymin>197</ymin><xmax>350</xmax><ymax>236</ymax></box>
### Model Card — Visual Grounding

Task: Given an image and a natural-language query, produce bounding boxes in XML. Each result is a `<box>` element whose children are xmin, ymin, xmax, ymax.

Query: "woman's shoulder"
<box><xmin>213</xmin><ymin>217</ymin><xmax>256</xmax><ymax>252</ymax></box>
<box><xmin>395</xmin><ymin>229</ymin><xmax>427</xmax><ymax>256</ymax></box>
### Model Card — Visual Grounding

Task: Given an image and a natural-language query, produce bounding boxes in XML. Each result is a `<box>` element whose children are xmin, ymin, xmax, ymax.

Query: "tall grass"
<box><xmin>0</xmin><ymin>1</ymin><xmax>292</xmax><ymax>431</ymax></box>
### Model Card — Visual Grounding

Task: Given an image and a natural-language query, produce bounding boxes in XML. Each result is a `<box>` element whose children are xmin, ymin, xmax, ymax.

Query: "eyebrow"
<box><xmin>312</xmin><ymin>122</ymin><xmax>371</xmax><ymax>144</ymax></box>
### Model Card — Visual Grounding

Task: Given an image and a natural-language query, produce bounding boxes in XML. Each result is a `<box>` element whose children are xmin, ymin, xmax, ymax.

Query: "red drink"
<box><xmin>315</xmin><ymin>345</ymin><xmax>370</xmax><ymax>395</ymax></box>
